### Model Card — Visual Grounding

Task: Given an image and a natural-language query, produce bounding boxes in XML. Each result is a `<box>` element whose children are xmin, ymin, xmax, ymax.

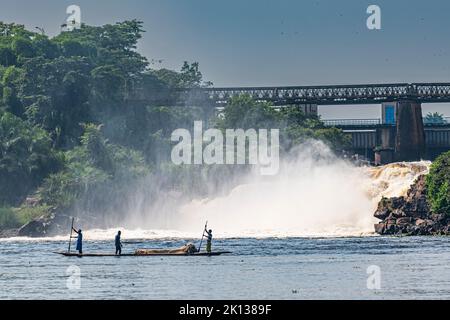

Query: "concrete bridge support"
<box><xmin>374</xmin><ymin>126</ymin><xmax>396</xmax><ymax>164</ymax></box>
<box><xmin>394</xmin><ymin>101</ymin><xmax>426</xmax><ymax>161</ymax></box>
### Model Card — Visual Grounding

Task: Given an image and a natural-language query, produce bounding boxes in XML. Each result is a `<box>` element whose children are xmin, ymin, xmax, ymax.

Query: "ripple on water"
<box><xmin>0</xmin><ymin>236</ymin><xmax>449</xmax><ymax>299</ymax></box>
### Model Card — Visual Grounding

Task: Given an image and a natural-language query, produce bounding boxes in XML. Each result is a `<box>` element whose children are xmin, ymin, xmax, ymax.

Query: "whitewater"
<box><xmin>0</xmin><ymin>141</ymin><xmax>431</xmax><ymax>242</ymax></box>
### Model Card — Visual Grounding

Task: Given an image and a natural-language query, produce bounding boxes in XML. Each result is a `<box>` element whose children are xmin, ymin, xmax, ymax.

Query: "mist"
<box><xmin>171</xmin><ymin>140</ymin><xmax>375</xmax><ymax>237</ymax></box>
<box><xmin>110</xmin><ymin>140</ymin><xmax>429</xmax><ymax>239</ymax></box>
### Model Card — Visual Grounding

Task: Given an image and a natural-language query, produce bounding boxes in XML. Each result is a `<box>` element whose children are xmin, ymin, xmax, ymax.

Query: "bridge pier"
<box><xmin>374</xmin><ymin>126</ymin><xmax>395</xmax><ymax>164</ymax></box>
<box><xmin>394</xmin><ymin>101</ymin><xmax>426</xmax><ymax>161</ymax></box>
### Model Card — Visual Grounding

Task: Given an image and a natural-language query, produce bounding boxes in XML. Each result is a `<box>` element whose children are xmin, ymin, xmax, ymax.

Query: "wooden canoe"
<box><xmin>54</xmin><ymin>251</ymin><xmax>231</xmax><ymax>257</ymax></box>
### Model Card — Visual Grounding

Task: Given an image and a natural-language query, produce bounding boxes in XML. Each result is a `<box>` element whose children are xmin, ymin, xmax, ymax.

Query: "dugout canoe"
<box><xmin>54</xmin><ymin>251</ymin><xmax>231</xmax><ymax>257</ymax></box>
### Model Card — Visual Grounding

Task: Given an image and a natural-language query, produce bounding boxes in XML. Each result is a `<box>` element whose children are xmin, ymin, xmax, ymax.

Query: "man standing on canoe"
<box><xmin>115</xmin><ymin>231</ymin><xmax>123</xmax><ymax>255</ymax></box>
<box><xmin>72</xmin><ymin>228</ymin><xmax>83</xmax><ymax>254</ymax></box>
<box><xmin>205</xmin><ymin>228</ymin><xmax>213</xmax><ymax>254</ymax></box>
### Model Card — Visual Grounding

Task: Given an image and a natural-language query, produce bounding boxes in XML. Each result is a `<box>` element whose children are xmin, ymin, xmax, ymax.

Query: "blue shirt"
<box><xmin>76</xmin><ymin>233</ymin><xmax>82</xmax><ymax>250</ymax></box>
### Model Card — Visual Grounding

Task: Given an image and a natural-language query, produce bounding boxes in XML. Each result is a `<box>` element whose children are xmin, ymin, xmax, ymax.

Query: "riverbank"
<box><xmin>0</xmin><ymin>228</ymin><xmax>18</xmax><ymax>238</ymax></box>
<box><xmin>374</xmin><ymin>175</ymin><xmax>450</xmax><ymax>235</ymax></box>
<box><xmin>0</xmin><ymin>212</ymin><xmax>70</xmax><ymax>239</ymax></box>
<box><xmin>373</xmin><ymin>151</ymin><xmax>450</xmax><ymax>236</ymax></box>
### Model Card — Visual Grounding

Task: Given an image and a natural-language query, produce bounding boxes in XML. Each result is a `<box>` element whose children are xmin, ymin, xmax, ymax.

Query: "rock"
<box><xmin>0</xmin><ymin>228</ymin><xmax>19</xmax><ymax>238</ymax></box>
<box><xmin>18</xmin><ymin>214</ymin><xmax>70</xmax><ymax>237</ymax></box>
<box><xmin>396</xmin><ymin>217</ymin><xmax>412</xmax><ymax>226</ymax></box>
<box><xmin>18</xmin><ymin>218</ymin><xmax>48</xmax><ymax>237</ymax></box>
<box><xmin>374</xmin><ymin>208</ymin><xmax>389</xmax><ymax>220</ymax></box>
<box><xmin>373</xmin><ymin>175</ymin><xmax>449</xmax><ymax>236</ymax></box>
<box><xmin>415</xmin><ymin>219</ymin><xmax>426</xmax><ymax>226</ymax></box>
<box><xmin>374</xmin><ymin>197</ymin><xmax>404</xmax><ymax>220</ymax></box>
<box><xmin>385</xmin><ymin>222</ymin><xmax>398</xmax><ymax>233</ymax></box>
<box><xmin>391</xmin><ymin>209</ymin><xmax>406</xmax><ymax>218</ymax></box>
<box><xmin>442</xmin><ymin>225</ymin><xmax>450</xmax><ymax>235</ymax></box>
<box><xmin>374</xmin><ymin>223</ymin><xmax>386</xmax><ymax>234</ymax></box>
<box><xmin>25</xmin><ymin>197</ymin><xmax>40</xmax><ymax>207</ymax></box>
<box><xmin>386</xmin><ymin>218</ymin><xmax>397</xmax><ymax>225</ymax></box>
<box><xmin>431</xmin><ymin>214</ymin><xmax>446</xmax><ymax>223</ymax></box>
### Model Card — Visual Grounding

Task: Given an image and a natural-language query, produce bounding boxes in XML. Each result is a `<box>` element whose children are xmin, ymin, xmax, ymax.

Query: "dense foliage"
<box><xmin>0</xmin><ymin>112</ymin><xmax>60</xmax><ymax>204</ymax></box>
<box><xmin>0</xmin><ymin>21</ymin><xmax>350</xmax><ymax>230</ymax></box>
<box><xmin>426</xmin><ymin>151</ymin><xmax>450</xmax><ymax>216</ymax></box>
<box><xmin>218</xmin><ymin>95</ymin><xmax>351</xmax><ymax>152</ymax></box>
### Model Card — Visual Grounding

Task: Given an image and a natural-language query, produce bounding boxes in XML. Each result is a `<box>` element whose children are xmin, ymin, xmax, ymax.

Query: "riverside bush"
<box><xmin>426</xmin><ymin>150</ymin><xmax>450</xmax><ymax>216</ymax></box>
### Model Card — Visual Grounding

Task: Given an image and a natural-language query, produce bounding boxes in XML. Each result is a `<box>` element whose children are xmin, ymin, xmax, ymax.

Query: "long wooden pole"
<box><xmin>197</xmin><ymin>221</ymin><xmax>208</xmax><ymax>253</ymax></box>
<box><xmin>68</xmin><ymin>217</ymin><xmax>74</xmax><ymax>253</ymax></box>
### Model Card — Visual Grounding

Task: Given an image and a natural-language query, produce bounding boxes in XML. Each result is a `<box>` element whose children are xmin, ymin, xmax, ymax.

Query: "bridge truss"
<box><xmin>177</xmin><ymin>83</ymin><xmax>450</xmax><ymax>106</ymax></box>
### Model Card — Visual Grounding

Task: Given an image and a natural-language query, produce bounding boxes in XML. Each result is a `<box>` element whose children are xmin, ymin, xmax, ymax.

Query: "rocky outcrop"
<box><xmin>18</xmin><ymin>214</ymin><xmax>70</xmax><ymax>237</ymax></box>
<box><xmin>0</xmin><ymin>228</ymin><xmax>19</xmax><ymax>238</ymax></box>
<box><xmin>374</xmin><ymin>175</ymin><xmax>450</xmax><ymax>235</ymax></box>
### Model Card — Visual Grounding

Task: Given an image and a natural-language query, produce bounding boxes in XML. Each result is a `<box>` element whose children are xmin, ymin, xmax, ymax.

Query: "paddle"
<box><xmin>197</xmin><ymin>221</ymin><xmax>208</xmax><ymax>253</ymax></box>
<box><xmin>68</xmin><ymin>217</ymin><xmax>74</xmax><ymax>253</ymax></box>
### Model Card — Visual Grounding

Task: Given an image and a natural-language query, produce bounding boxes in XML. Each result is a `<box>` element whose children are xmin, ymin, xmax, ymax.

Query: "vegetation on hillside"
<box><xmin>0</xmin><ymin>21</ymin><xmax>350</xmax><ymax>230</ymax></box>
<box><xmin>426</xmin><ymin>151</ymin><xmax>450</xmax><ymax>216</ymax></box>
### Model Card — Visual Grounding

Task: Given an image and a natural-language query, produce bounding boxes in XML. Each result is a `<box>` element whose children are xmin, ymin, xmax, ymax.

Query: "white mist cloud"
<box><xmin>171</xmin><ymin>140</ymin><xmax>430</xmax><ymax>238</ymax></box>
<box><xmin>24</xmin><ymin>140</ymin><xmax>427</xmax><ymax>241</ymax></box>
<box><xmin>173</xmin><ymin>140</ymin><xmax>375</xmax><ymax>237</ymax></box>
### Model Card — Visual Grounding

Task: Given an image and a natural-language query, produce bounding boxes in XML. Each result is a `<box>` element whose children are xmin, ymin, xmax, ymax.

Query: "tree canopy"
<box><xmin>0</xmin><ymin>20</ymin><xmax>351</xmax><ymax>230</ymax></box>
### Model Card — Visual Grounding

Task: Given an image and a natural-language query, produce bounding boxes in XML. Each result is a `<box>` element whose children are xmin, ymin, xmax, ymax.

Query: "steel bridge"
<box><xmin>176</xmin><ymin>83</ymin><xmax>450</xmax><ymax>106</ymax></box>
<box><xmin>321</xmin><ymin>117</ymin><xmax>450</xmax><ymax>163</ymax></box>
<box><xmin>130</xmin><ymin>82</ymin><xmax>450</xmax><ymax>163</ymax></box>
<box><xmin>322</xmin><ymin>117</ymin><xmax>450</xmax><ymax>128</ymax></box>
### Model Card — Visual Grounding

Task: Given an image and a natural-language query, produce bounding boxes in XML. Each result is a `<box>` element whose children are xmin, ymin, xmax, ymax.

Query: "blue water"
<box><xmin>0</xmin><ymin>236</ymin><xmax>449</xmax><ymax>299</ymax></box>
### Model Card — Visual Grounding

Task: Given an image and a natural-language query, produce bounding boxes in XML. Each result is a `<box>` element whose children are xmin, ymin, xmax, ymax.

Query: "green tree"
<box><xmin>32</xmin><ymin>35</ymin><xmax>60</xmax><ymax>59</ymax></box>
<box><xmin>0</xmin><ymin>112</ymin><xmax>61</xmax><ymax>205</ymax></box>
<box><xmin>152</xmin><ymin>61</ymin><xmax>212</xmax><ymax>89</ymax></box>
<box><xmin>0</xmin><ymin>47</ymin><xmax>16</xmax><ymax>67</ymax></box>
<box><xmin>60</xmin><ymin>39</ymin><xmax>86</xmax><ymax>57</ymax></box>
<box><xmin>218</xmin><ymin>94</ymin><xmax>281</xmax><ymax>130</ymax></box>
<box><xmin>40</xmin><ymin>124</ymin><xmax>149</xmax><ymax>214</ymax></box>
<box><xmin>218</xmin><ymin>95</ymin><xmax>350</xmax><ymax>152</ymax></box>
<box><xmin>12</xmin><ymin>37</ymin><xmax>35</xmax><ymax>59</ymax></box>
<box><xmin>20</xmin><ymin>56</ymin><xmax>92</xmax><ymax>147</ymax></box>
<box><xmin>426</xmin><ymin>150</ymin><xmax>450</xmax><ymax>215</ymax></box>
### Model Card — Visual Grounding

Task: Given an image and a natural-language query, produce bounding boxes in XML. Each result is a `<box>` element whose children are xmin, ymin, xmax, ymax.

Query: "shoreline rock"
<box><xmin>374</xmin><ymin>175</ymin><xmax>450</xmax><ymax>235</ymax></box>
<box><xmin>17</xmin><ymin>214</ymin><xmax>71</xmax><ymax>237</ymax></box>
<box><xmin>0</xmin><ymin>228</ymin><xmax>19</xmax><ymax>238</ymax></box>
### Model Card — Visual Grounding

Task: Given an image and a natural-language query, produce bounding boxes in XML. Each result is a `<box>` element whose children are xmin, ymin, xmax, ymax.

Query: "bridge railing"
<box><xmin>423</xmin><ymin>117</ymin><xmax>450</xmax><ymax>125</ymax></box>
<box><xmin>323</xmin><ymin>117</ymin><xmax>450</xmax><ymax>127</ymax></box>
<box><xmin>176</xmin><ymin>83</ymin><xmax>450</xmax><ymax>106</ymax></box>
<box><xmin>322</xmin><ymin>119</ymin><xmax>382</xmax><ymax>127</ymax></box>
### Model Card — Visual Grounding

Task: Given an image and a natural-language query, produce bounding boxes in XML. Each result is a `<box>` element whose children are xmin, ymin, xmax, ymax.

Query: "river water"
<box><xmin>1</xmin><ymin>236</ymin><xmax>449</xmax><ymax>299</ymax></box>
<box><xmin>1</xmin><ymin>153</ymin><xmax>447</xmax><ymax>299</ymax></box>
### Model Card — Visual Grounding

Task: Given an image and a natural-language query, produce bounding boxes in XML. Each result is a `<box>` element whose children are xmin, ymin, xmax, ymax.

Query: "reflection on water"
<box><xmin>0</xmin><ymin>236</ymin><xmax>449</xmax><ymax>299</ymax></box>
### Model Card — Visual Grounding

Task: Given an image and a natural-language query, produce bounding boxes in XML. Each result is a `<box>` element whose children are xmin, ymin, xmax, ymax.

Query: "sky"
<box><xmin>1</xmin><ymin>0</ymin><xmax>450</xmax><ymax>118</ymax></box>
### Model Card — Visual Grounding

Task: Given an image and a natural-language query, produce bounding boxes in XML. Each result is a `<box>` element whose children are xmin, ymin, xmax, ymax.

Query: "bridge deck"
<box><xmin>174</xmin><ymin>83</ymin><xmax>450</xmax><ymax>106</ymax></box>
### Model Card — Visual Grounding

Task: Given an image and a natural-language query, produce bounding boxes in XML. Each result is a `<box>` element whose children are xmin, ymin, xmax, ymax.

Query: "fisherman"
<box><xmin>72</xmin><ymin>228</ymin><xmax>83</xmax><ymax>254</ymax></box>
<box><xmin>115</xmin><ymin>231</ymin><xmax>123</xmax><ymax>255</ymax></box>
<box><xmin>205</xmin><ymin>228</ymin><xmax>213</xmax><ymax>254</ymax></box>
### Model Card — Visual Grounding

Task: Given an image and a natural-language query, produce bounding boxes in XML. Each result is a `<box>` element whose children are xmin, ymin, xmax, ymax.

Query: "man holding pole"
<box><xmin>72</xmin><ymin>227</ymin><xmax>83</xmax><ymax>254</ymax></box>
<box><xmin>205</xmin><ymin>228</ymin><xmax>213</xmax><ymax>254</ymax></box>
